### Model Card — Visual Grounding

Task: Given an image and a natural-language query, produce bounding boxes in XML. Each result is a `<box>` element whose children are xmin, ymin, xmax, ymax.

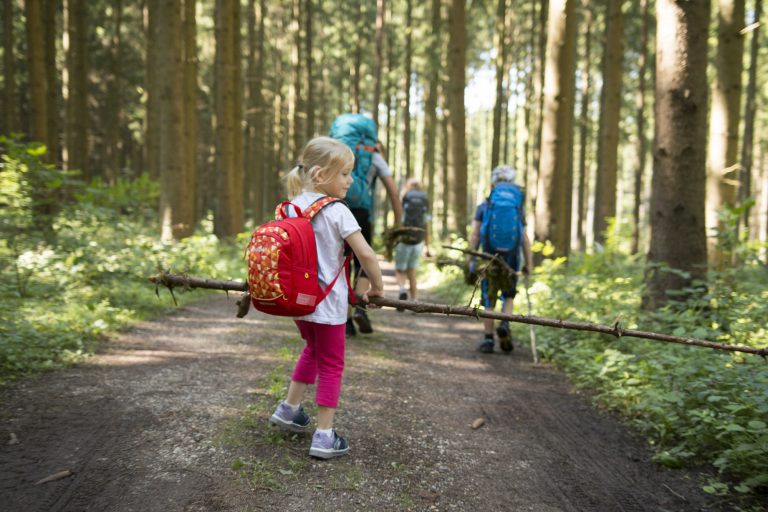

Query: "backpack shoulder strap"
<box><xmin>303</xmin><ymin>196</ymin><xmax>344</xmax><ymax>221</ymax></box>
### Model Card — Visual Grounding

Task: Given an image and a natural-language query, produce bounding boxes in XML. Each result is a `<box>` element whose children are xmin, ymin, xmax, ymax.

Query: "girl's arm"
<box><xmin>345</xmin><ymin>231</ymin><xmax>384</xmax><ymax>298</ymax></box>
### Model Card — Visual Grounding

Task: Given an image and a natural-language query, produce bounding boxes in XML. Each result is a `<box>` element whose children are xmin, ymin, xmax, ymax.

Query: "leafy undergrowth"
<box><xmin>0</xmin><ymin>139</ymin><xmax>246</xmax><ymax>384</ymax></box>
<box><xmin>427</xmin><ymin>244</ymin><xmax>768</xmax><ymax>507</ymax></box>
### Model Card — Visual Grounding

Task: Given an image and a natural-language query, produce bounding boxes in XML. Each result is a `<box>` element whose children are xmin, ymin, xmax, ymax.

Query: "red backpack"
<box><xmin>246</xmin><ymin>197</ymin><xmax>352</xmax><ymax>317</ymax></box>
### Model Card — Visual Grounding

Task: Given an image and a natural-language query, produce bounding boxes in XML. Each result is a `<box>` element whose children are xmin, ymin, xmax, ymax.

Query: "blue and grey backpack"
<box><xmin>480</xmin><ymin>182</ymin><xmax>525</xmax><ymax>270</ymax></box>
<box><xmin>329</xmin><ymin>114</ymin><xmax>378</xmax><ymax>211</ymax></box>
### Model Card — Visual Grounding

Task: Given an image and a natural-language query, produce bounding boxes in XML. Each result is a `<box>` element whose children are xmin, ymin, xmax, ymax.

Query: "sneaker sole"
<box><xmin>269</xmin><ymin>414</ymin><xmax>311</xmax><ymax>433</ymax></box>
<box><xmin>309</xmin><ymin>446</ymin><xmax>350</xmax><ymax>459</ymax></box>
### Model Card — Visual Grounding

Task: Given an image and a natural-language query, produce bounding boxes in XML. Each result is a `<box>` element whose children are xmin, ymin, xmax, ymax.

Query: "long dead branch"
<box><xmin>442</xmin><ymin>245</ymin><xmax>515</xmax><ymax>276</ymax></box>
<box><xmin>148</xmin><ymin>272</ymin><xmax>767</xmax><ymax>358</ymax></box>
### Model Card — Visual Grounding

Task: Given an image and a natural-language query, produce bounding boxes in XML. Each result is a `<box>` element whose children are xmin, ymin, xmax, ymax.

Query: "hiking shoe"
<box><xmin>497</xmin><ymin>322</ymin><xmax>514</xmax><ymax>353</ymax></box>
<box><xmin>477</xmin><ymin>338</ymin><xmax>494</xmax><ymax>353</ymax></box>
<box><xmin>397</xmin><ymin>291</ymin><xmax>407</xmax><ymax>312</ymax></box>
<box><xmin>353</xmin><ymin>307</ymin><xmax>373</xmax><ymax>334</ymax></box>
<box><xmin>309</xmin><ymin>430</ymin><xmax>349</xmax><ymax>459</ymax></box>
<box><xmin>269</xmin><ymin>402</ymin><xmax>311</xmax><ymax>433</ymax></box>
<box><xmin>346</xmin><ymin>318</ymin><xmax>357</xmax><ymax>337</ymax></box>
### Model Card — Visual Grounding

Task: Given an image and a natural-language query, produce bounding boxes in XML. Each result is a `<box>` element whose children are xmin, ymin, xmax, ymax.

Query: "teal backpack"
<box><xmin>329</xmin><ymin>114</ymin><xmax>378</xmax><ymax>211</ymax></box>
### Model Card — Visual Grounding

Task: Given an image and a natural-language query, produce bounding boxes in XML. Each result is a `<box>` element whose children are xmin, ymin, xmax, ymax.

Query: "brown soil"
<box><xmin>1</xmin><ymin>263</ymin><xmax>722</xmax><ymax>511</ymax></box>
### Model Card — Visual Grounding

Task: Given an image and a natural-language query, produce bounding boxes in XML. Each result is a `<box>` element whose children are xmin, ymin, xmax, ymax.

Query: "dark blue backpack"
<box><xmin>329</xmin><ymin>114</ymin><xmax>378</xmax><ymax>211</ymax></box>
<box><xmin>480</xmin><ymin>182</ymin><xmax>525</xmax><ymax>270</ymax></box>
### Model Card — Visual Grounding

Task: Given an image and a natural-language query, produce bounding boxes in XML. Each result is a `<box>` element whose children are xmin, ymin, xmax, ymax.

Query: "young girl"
<box><xmin>269</xmin><ymin>136</ymin><xmax>384</xmax><ymax>459</ymax></box>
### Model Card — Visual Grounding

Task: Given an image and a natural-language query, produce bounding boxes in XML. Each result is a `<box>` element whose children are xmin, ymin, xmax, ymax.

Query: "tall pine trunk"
<box><xmin>373</xmin><ymin>0</ymin><xmax>386</xmax><ymax>127</ymax></box>
<box><xmin>64</xmin><ymin>0</ymin><xmax>89</xmax><ymax>177</ymax></box>
<box><xmin>304</xmin><ymin>0</ymin><xmax>314</xmax><ymax>138</ymax></box>
<box><xmin>422</xmin><ymin>0</ymin><xmax>441</xmax><ymax>244</ymax></box>
<box><xmin>447</xmin><ymin>0</ymin><xmax>468</xmax><ymax>237</ymax></box>
<box><xmin>575</xmin><ymin>0</ymin><xmax>593</xmax><ymax>252</ymax></box>
<box><xmin>593</xmin><ymin>0</ymin><xmax>625</xmax><ymax>246</ymax></box>
<box><xmin>645</xmin><ymin>0</ymin><xmax>710</xmax><ymax>308</ymax></box>
<box><xmin>534</xmin><ymin>0</ymin><xmax>577</xmax><ymax>258</ymax></box>
<box><xmin>403</xmin><ymin>0</ymin><xmax>413</xmax><ymax>179</ymax></box>
<box><xmin>43</xmin><ymin>0</ymin><xmax>59</xmax><ymax>164</ymax></box>
<box><xmin>182</xmin><ymin>0</ymin><xmax>198</xmax><ymax>226</ymax></box>
<box><xmin>491</xmin><ymin>0</ymin><xmax>508</xmax><ymax>170</ymax></box>
<box><xmin>739</xmin><ymin>0</ymin><xmax>762</xmax><ymax>235</ymax></box>
<box><xmin>706</xmin><ymin>0</ymin><xmax>745</xmax><ymax>265</ymax></box>
<box><xmin>214</xmin><ymin>0</ymin><xmax>244</xmax><ymax>238</ymax></box>
<box><xmin>25</xmin><ymin>0</ymin><xmax>48</xmax><ymax>151</ymax></box>
<box><xmin>104</xmin><ymin>0</ymin><xmax>123</xmax><ymax>184</ymax></box>
<box><xmin>3</xmin><ymin>0</ymin><xmax>18</xmax><ymax>135</ymax></box>
<box><xmin>631</xmin><ymin>0</ymin><xmax>650</xmax><ymax>254</ymax></box>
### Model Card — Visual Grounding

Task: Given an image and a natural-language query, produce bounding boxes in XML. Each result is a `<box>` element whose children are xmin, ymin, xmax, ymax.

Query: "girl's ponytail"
<box><xmin>285</xmin><ymin>164</ymin><xmax>307</xmax><ymax>198</ymax></box>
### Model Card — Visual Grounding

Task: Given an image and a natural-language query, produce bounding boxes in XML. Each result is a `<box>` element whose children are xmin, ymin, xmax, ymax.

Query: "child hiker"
<box><xmin>268</xmin><ymin>136</ymin><xmax>384</xmax><ymax>459</ymax></box>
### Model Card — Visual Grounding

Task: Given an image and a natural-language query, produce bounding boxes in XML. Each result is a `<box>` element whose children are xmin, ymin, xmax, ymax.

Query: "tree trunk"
<box><xmin>2</xmin><ymin>0</ymin><xmax>18</xmax><ymax>135</ymax></box>
<box><xmin>706</xmin><ymin>0</ymin><xmax>745</xmax><ymax>265</ymax></box>
<box><xmin>534</xmin><ymin>0</ymin><xmax>577</xmax><ymax>258</ymax></box>
<box><xmin>373</xmin><ymin>0</ymin><xmax>386</xmax><ymax>127</ymax></box>
<box><xmin>447</xmin><ymin>0</ymin><xmax>468</xmax><ymax>237</ymax></box>
<box><xmin>631</xmin><ymin>0</ymin><xmax>650</xmax><ymax>255</ymax></box>
<box><xmin>645</xmin><ymin>0</ymin><xmax>710</xmax><ymax>309</ymax></box>
<box><xmin>64</xmin><ymin>0</ymin><xmax>89</xmax><ymax>177</ymax></box>
<box><xmin>403</xmin><ymin>0</ymin><xmax>413</xmax><ymax>179</ymax></box>
<box><xmin>182</xmin><ymin>0</ymin><xmax>198</xmax><ymax>226</ymax></box>
<box><xmin>145</xmin><ymin>0</ymin><xmax>159</xmax><ymax>180</ymax></box>
<box><xmin>213</xmin><ymin>0</ymin><xmax>244</xmax><ymax>238</ymax></box>
<box><xmin>423</xmin><ymin>0</ymin><xmax>441</xmax><ymax>245</ymax></box>
<box><xmin>491</xmin><ymin>0</ymin><xmax>508</xmax><ymax>170</ymax></box>
<box><xmin>593</xmin><ymin>0</ymin><xmax>625</xmax><ymax>246</ymax></box>
<box><xmin>352</xmin><ymin>3</ymin><xmax>362</xmax><ymax>113</ymax></box>
<box><xmin>575</xmin><ymin>0</ymin><xmax>593</xmax><ymax>253</ymax></box>
<box><xmin>739</xmin><ymin>0</ymin><xmax>761</xmax><ymax>234</ymax></box>
<box><xmin>288</xmin><ymin>0</ymin><xmax>302</xmax><ymax>157</ymax></box>
<box><xmin>104</xmin><ymin>0</ymin><xmax>123</xmax><ymax>184</ymax></box>
<box><xmin>304</xmin><ymin>0</ymin><xmax>314</xmax><ymax>139</ymax></box>
<box><xmin>43</xmin><ymin>0</ymin><xmax>59</xmax><ymax>165</ymax></box>
<box><xmin>25</xmin><ymin>0</ymin><xmax>48</xmax><ymax>150</ymax></box>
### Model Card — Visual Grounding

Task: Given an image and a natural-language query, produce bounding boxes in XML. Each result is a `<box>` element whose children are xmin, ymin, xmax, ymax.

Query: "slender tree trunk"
<box><xmin>64</xmin><ymin>0</ymin><xmax>89</xmax><ymax>177</ymax></box>
<box><xmin>575</xmin><ymin>0</ymin><xmax>593</xmax><ymax>252</ymax></box>
<box><xmin>352</xmin><ymin>3</ymin><xmax>362</xmax><ymax>112</ymax></box>
<box><xmin>645</xmin><ymin>0</ymin><xmax>710</xmax><ymax>309</ymax></box>
<box><xmin>402</xmin><ymin>0</ymin><xmax>413</xmax><ymax>179</ymax></box>
<box><xmin>25</xmin><ymin>0</ymin><xmax>48</xmax><ymax>150</ymax></box>
<box><xmin>182</xmin><ymin>0</ymin><xmax>197</xmax><ymax>226</ymax></box>
<box><xmin>531</xmin><ymin>0</ymin><xmax>549</xmax><ymax>216</ymax></box>
<box><xmin>373</xmin><ymin>0</ymin><xmax>386</xmax><ymax>127</ymax></box>
<box><xmin>145</xmin><ymin>0</ymin><xmax>159</xmax><ymax>179</ymax></box>
<box><xmin>43</xmin><ymin>0</ymin><xmax>59</xmax><ymax>165</ymax></box>
<box><xmin>441</xmin><ymin>94</ymin><xmax>450</xmax><ymax>238</ymax></box>
<box><xmin>706</xmin><ymin>0</ymin><xmax>745</xmax><ymax>265</ymax></box>
<box><xmin>104</xmin><ymin>0</ymin><xmax>123</xmax><ymax>184</ymax></box>
<box><xmin>423</xmin><ymin>0</ymin><xmax>441</xmax><ymax>244</ymax></box>
<box><xmin>2</xmin><ymin>0</ymin><xmax>18</xmax><ymax>135</ymax></box>
<box><xmin>535</xmin><ymin>0</ymin><xmax>577</xmax><ymax>258</ymax></box>
<box><xmin>739</xmin><ymin>0</ymin><xmax>761</xmax><ymax>233</ymax></box>
<box><xmin>304</xmin><ymin>0</ymin><xmax>314</xmax><ymax>138</ymax></box>
<box><xmin>593</xmin><ymin>0</ymin><xmax>625</xmax><ymax>246</ymax></box>
<box><xmin>491</xmin><ymin>0</ymin><xmax>508</xmax><ymax>170</ymax></box>
<box><xmin>447</xmin><ymin>0</ymin><xmax>468</xmax><ymax>237</ymax></box>
<box><xmin>631</xmin><ymin>0</ymin><xmax>650</xmax><ymax>254</ymax></box>
<box><xmin>288</xmin><ymin>0</ymin><xmax>302</xmax><ymax>157</ymax></box>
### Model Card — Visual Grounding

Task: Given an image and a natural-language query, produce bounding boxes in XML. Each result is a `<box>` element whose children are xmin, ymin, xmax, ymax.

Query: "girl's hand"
<box><xmin>362</xmin><ymin>287</ymin><xmax>384</xmax><ymax>308</ymax></box>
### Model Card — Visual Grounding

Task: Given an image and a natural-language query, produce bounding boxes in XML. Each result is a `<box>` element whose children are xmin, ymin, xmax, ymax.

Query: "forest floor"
<box><xmin>1</xmin><ymin>261</ymin><xmax>726</xmax><ymax>511</ymax></box>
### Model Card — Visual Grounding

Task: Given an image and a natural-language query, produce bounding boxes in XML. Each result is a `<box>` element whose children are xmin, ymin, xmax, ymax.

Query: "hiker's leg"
<box><xmin>481</xmin><ymin>278</ymin><xmax>497</xmax><ymax>336</ymax></box>
<box><xmin>313</xmin><ymin>323</ymin><xmax>346</xmax><ymax>427</ymax></box>
<box><xmin>291</xmin><ymin>320</ymin><xmax>319</xmax><ymax>397</ymax></box>
<box><xmin>406</xmin><ymin>268</ymin><xmax>418</xmax><ymax>299</ymax></box>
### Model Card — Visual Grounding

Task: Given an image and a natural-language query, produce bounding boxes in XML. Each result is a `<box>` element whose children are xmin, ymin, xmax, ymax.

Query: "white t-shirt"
<box><xmin>287</xmin><ymin>191</ymin><xmax>361</xmax><ymax>325</ymax></box>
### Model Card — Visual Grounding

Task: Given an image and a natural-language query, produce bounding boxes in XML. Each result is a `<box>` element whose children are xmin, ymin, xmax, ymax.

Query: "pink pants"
<box><xmin>292</xmin><ymin>320</ymin><xmax>346</xmax><ymax>408</ymax></box>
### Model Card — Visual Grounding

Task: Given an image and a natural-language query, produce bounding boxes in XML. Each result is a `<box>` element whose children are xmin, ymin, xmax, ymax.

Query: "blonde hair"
<box><xmin>284</xmin><ymin>136</ymin><xmax>354</xmax><ymax>198</ymax></box>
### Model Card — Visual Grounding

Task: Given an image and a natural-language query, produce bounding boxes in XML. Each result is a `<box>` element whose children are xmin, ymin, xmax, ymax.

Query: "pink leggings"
<box><xmin>292</xmin><ymin>320</ymin><xmax>346</xmax><ymax>408</ymax></box>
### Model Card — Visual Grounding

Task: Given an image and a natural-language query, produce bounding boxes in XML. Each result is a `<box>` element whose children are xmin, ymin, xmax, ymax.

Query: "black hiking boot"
<box><xmin>397</xmin><ymin>291</ymin><xmax>407</xmax><ymax>312</ymax></box>
<box><xmin>353</xmin><ymin>306</ymin><xmax>373</xmax><ymax>334</ymax></box>
<box><xmin>497</xmin><ymin>321</ymin><xmax>513</xmax><ymax>353</ymax></box>
<box><xmin>346</xmin><ymin>318</ymin><xmax>357</xmax><ymax>337</ymax></box>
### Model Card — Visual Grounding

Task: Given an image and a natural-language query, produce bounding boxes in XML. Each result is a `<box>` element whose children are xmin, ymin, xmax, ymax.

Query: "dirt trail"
<box><xmin>1</xmin><ymin>262</ymin><xmax>719</xmax><ymax>511</ymax></box>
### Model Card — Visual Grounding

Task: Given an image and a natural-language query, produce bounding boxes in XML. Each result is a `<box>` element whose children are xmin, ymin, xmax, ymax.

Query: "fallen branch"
<box><xmin>442</xmin><ymin>245</ymin><xmax>515</xmax><ymax>276</ymax></box>
<box><xmin>148</xmin><ymin>272</ymin><xmax>767</xmax><ymax>358</ymax></box>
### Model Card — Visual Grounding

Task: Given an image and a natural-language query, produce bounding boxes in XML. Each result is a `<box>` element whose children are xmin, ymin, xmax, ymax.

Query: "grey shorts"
<box><xmin>394</xmin><ymin>242</ymin><xmax>424</xmax><ymax>271</ymax></box>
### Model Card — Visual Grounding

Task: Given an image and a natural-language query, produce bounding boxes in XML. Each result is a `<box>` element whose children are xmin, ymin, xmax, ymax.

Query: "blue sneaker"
<box><xmin>309</xmin><ymin>429</ymin><xmax>349</xmax><ymax>459</ymax></box>
<box><xmin>497</xmin><ymin>322</ymin><xmax>513</xmax><ymax>353</ymax></box>
<box><xmin>269</xmin><ymin>402</ymin><xmax>311</xmax><ymax>433</ymax></box>
<box><xmin>477</xmin><ymin>337</ymin><xmax>494</xmax><ymax>353</ymax></box>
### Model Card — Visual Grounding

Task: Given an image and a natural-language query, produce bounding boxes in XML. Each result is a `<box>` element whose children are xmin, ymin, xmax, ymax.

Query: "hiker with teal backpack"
<box><xmin>467</xmin><ymin>165</ymin><xmax>532</xmax><ymax>354</ymax></box>
<box><xmin>329</xmin><ymin>114</ymin><xmax>403</xmax><ymax>337</ymax></box>
<box><xmin>265</xmin><ymin>136</ymin><xmax>384</xmax><ymax>459</ymax></box>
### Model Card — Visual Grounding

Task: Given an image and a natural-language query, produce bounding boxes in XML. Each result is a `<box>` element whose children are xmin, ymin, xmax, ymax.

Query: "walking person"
<box><xmin>268</xmin><ymin>136</ymin><xmax>384</xmax><ymax>458</ymax></box>
<box><xmin>467</xmin><ymin>165</ymin><xmax>532</xmax><ymax>353</ymax></box>
<box><xmin>330</xmin><ymin>114</ymin><xmax>402</xmax><ymax>336</ymax></box>
<box><xmin>394</xmin><ymin>178</ymin><xmax>430</xmax><ymax>308</ymax></box>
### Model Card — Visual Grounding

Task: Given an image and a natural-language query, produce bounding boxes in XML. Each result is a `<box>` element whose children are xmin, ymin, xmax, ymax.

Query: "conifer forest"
<box><xmin>1</xmin><ymin>0</ymin><xmax>768</xmax><ymax>508</ymax></box>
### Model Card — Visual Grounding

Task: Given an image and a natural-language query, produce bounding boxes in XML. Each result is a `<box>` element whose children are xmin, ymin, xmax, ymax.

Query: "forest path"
<box><xmin>1</xmin><ymin>260</ymin><xmax>718</xmax><ymax>511</ymax></box>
